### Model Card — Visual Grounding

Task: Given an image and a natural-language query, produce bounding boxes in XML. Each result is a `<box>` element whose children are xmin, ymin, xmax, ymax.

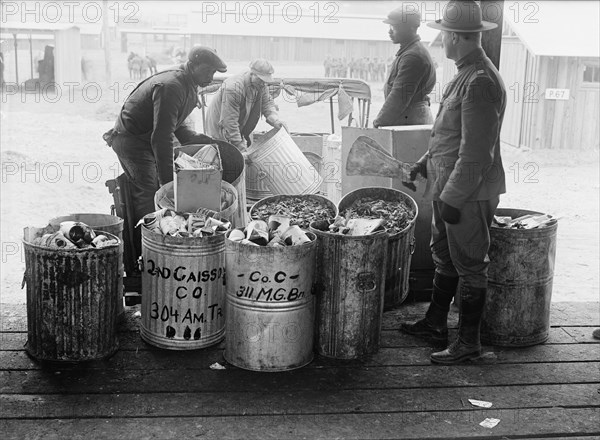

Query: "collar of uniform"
<box><xmin>396</xmin><ymin>35</ymin><xmax>421</xmax><ymax>57</ymax></box>
<box><xmin>182</xmin><ymin>62</ymin><xmax>198</xmax><ymax>88</ymax></box>
<box><xmin>455</xmin><ymin>47</ymin><xmax>485</xmax><ymax>70</ymax></box>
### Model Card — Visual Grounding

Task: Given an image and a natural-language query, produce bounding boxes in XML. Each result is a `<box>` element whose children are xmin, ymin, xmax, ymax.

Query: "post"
<box><xmin>102</xmin><ymin>0</ymin><xmax>112</xmax><ymax>85</ymax></box>
<box><xmin>480</xmin><ymin>0</ymin><xmax>504</xmax><ymax>69</ymax></box>
<box><xmin>329</xmin><ymin>97</ymin><xmax>335</xmax><ymax>134</ymax></box>
<box><xmin>28</xmin><ymin>34</ymin><xmax>33</xmax><ymax>79</ymax></box>
<box><xmin>13</xmin><ymin>34</ymin><xmax>18</xmax><ymax>85</ymax></box>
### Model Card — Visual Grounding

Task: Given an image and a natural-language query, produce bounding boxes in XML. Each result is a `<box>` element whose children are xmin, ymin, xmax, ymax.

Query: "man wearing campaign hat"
<box><xmin>373</xmin><ymin>5</ymin><xmax>436</xmax><ymax>127</ymax></box>
<box><xmin>400</xmin><ymin>1</ymin><xmax>507</xmax><ymax>365</ymax></box>
<box><xmin>205</xmin><ymin>58</ymin><xmax>288</xmax><ymax>152</ymax></box>
<box><xmin>104</xmin><ymin>45</ymin><xmax>227</xmax><ymax>263</ymax></box>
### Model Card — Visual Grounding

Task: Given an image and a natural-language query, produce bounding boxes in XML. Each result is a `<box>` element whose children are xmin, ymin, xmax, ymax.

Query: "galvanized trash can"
<box><xmin>310</xmin><ymin>221</ymin><xmax>388</xmax><ymax>359</ymax></box>
<box><xmin>482</xmin><ymin>208</ymin><xmax>559</xmax><ymax>347</ymax></box>
<box><xmin>49</xmin><ymin>213</ymin><xmax>124</xmax><ymax>318</ymax></box>
<box><xmin>224</xmin><ymin>230</ymin><xmax>317</xmax><ymax>371</ymax></box>
<box><xmin>140</xmin><ymin>219</ymin><xmax>227</xmax><ymax>350</ymax></box>
<box><xmin>247</xmin><ymin>127</ymin><xmax>323</xmax><ymax>196</ymax></box>
<box><xmin>338</xmin><ymin>187</ymin><xmax>418</xmax><ymax>310</ymax></box>
<box><xmin>23</xmin><ymin>228</ymin><xmax>121</xmax><ymax>362</ymax></box>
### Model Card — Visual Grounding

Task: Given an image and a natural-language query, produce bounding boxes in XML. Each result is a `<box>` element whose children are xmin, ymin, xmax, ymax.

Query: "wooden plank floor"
<box><xmin>1</xmin><ymin>301</ymin><xmax>599</xmax><ymax>440</ymax></box>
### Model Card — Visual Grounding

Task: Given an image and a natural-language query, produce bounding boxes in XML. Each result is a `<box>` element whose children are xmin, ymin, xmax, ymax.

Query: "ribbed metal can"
<box><xmin>224</xmin><ymin>231</ymin><xmax>317</xmax><ymax>371</ymax></box>
<box><xmin>49</xmin><ymin>213</ymin><xmax>125</xmax><ymax>318</ymax></box>
<box><xmin>310</xmin><ymin>222</ymin><xmax>388</xmax><ymax>359</ymax></box>
<box><xmin>23</xmin><ymin>230</ymin><xmax>121</xmax><ymax>362</ymax></box>
<box><xmin>482</xmin><ymin>208</ymin><xmax>558</xmax><ymax>347</ymax></box>
<box><xmin>248</xmin><ymin>127</ymin><xmax>323</xmax><ymax>196</ymax></box>
<box><xmin>140</xmin><ymin>223</ymin><xmax>226</xmax><ymax>350</ymax></box>
<box><xmin>338</xmin><ymin>187</ymin><xmax>418</xmax><ymax>310</ymax></box>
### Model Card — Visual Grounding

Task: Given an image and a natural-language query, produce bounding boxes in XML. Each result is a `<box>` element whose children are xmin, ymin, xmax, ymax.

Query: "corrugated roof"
<box><xmin>187</xmin><ymin>12</ymin><xmax>440</xmax><ymax>43</ymax></box>
<box><xmin>1</xmin><ymin>21</ymin><xmax>104</xmax><ymax>35</ymax></box>
<box><xmin>506</xmin><ymin>1</ymin><xmax>599</xmax><ymax>58</ymax></box>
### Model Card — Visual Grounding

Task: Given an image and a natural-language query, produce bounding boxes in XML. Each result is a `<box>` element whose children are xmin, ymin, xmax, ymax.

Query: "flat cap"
<box><xmin>383</xmin><ymin>6</ymin><xmax>421</xmax><ymax>27</ymax></box>
<box><xmin>249</xmin><ymin>59</ymin><xmax>274</xmax><ymax>82</ymax></box>
<box><xmin>188</xmin><ymin>46</ymin><xmax>227</xmax><ymax>72</ymax></box>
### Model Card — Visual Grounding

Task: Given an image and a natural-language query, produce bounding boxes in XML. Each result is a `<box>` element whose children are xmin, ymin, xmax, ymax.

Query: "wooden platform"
<box><xmin>1</xmin><ymin>301</ymin><xmax>599</xmax><ymax>439</ymax></box>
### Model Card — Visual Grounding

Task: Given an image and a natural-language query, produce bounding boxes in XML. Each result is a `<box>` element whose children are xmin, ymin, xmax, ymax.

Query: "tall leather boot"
<box><xmin>430</xmin><ymin>286</ymin><xmax>486</xmax><ymax>364</ymax></box>
<box><xmin>400</xmin><ymin>273</ymin><xmax>459</xmax><ymax>345</ymax></box>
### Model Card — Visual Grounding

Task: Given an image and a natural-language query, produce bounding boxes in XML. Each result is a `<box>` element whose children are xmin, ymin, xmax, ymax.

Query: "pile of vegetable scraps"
<box><xmin>340</xmin><ymin>197</ymin><xmax>415</xmax><ymax>235</ymax></box>
<box><xmin>251</xmin><ymin>197</ymin><xmax>336</xmax><ymax>229</ymax></box>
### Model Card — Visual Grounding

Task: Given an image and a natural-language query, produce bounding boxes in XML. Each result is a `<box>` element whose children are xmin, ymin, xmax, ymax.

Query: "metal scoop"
<box><xmin>346</xmin><ymin>136</ymin><xmax>416</xmax><ymax>191</ymax></box>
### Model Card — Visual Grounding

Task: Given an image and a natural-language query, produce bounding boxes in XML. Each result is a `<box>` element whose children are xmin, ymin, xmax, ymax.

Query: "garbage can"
<box><xmin>338</xmin><ymin>187</ymin><xmax>417</xmax><ymax>310</ymax></box>
<box><xmin>224</xmin><ymin>231</ymin><xmax>317</xmax><ymax>371</ymax></box>
<box><xmin>481</xmin><ymin>208</ymin><xmax>558</xmax><ymax>347</ymax></box>
<box><xmin>310</xmin><ymin>221</ymin><xmax>388</xmax><ymax>359</ymax></box>
<box><xmin>23</xmin><ymin>228</ymin><xmax>121</xmax><ymax>362</ymax></box>
<box><xmin>140</xmin><ymin>218</ymin><xmax>227</xmax><ymax>350</ymax></box>
<box><xmin>49</xmin><ymin>213</ymin><xmax>124</xmax><ymax>318</ymax></box>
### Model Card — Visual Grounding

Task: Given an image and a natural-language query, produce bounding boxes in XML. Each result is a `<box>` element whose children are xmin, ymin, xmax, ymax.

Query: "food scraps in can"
<box><xmin>139</xmin><ymin>208</ymin><xmax>231</xmax><ymax>238</ymax></box>
<box><xmin>251</xmin><ymin>197</ymin><xmax>336</xmax><ymax>229</ymax></box>
<box><xmin>229</xmin><ymin>216</ymin><xmax>312</xmax><ymax>247</ymax></box>
<box><xmin>326</xmin><ymin>215</ymin><xmax>386</xmax><ymax>236</ymax></box>
<box><xmin>31</xmin><ymin>221</ymin><xmax>118</xmax><ymax>250</ymax></box>
<box><xmin>492</xmin><ymin>214</ymin><xmax>556</xmax><ymax>229</ymax></box>
<box><xmin>340</xmin><ymin>197</ymin><xmax>415</xmax><ymax>235</ymax></box>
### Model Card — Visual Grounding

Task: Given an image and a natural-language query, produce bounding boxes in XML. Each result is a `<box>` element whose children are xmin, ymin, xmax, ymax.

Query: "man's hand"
<box><xmin>401</xmin><ymin>159</ymin><xmax>427</xmax><ymax>192</ymax></box>
<box><xmin>189</xmin><ymin>133</ymin><xmax>214</xmax><ymax>145</ymax></box>
<box><xmin>409</xmin><ymin>161</ymin><xmax>427</xmax><ymax>180</ymax></box>
<box><xmin>273</xmin><ymin>120</ymin><xmax>289</xmax><ymax>133</ymax></box>
<box><xmin>373</xmin><ymin>120</ymin><xmax>380</xmax><ymax>128</ymax></box>
<box><xmin>441</xmin><ymin>202</ymin><xmax>461</xmax><ymax>224</ymax></box>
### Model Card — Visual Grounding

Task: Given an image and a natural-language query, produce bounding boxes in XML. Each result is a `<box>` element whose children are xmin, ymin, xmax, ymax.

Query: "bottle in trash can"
<box><xmin>59</xmin><ymin>221</ymin><xmax>96</xmax><ymax>245</ymax></box>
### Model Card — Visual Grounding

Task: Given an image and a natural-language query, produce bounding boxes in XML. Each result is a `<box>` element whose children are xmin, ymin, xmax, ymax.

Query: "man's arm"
<box><xmin>440</xmin><ymin>76</ymin><xmax>503</xmax><ymax>209</ymax></box>
<box><xmin>174</xmin><ymin>117</ymin><xmax>214</xmax><ymax>145</ymax></box>
<box><xmin>151</xmin><ymin>82</ymin><xmax>182</xmax><ymax>186</ymax></box>
<box><xmin>374</xmin><ymin>54</ymin><xmax>425</xmax><ymax>127</ymax></box>
<box><xmin>220</xmin><ymin>86</ymin><xmax>246</xmax><ymax>150</ymax></box>
<box><xmin>261</xmin><ymin>85</ymin><xmax>288</xmax><ymax>131</ymax></box>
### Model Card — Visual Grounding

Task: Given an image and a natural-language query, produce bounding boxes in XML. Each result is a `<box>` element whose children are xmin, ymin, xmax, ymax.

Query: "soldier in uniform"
<box><xmin>373</xmin><ymin>6</ymin><xmax>436</xmax><ymax>127</ymax></box>
<box><xmin>401</xmin><ymin>1</ymin><xmax>507</xmax><ymax>364</ymax></box>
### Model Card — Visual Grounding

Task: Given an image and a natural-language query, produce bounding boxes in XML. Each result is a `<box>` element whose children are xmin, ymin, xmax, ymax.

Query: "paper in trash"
<box><xmin>209</xmin><ymin>362</ymin><xmax>226</xmax><ymax>370</ymax></box>
<box><xmin>468</xmin><ymin>399</ymin><xmax>493</xmax><ymax>408</ymax></box>
<box><xmin>479</xmin><ymin>418</ymin><xmax>500</xmax><ymax>428</ymax></box>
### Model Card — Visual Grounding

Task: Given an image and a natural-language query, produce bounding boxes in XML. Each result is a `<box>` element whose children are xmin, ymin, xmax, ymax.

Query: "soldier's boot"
<box><xmin>400</xmin><ymin>273</ymin><xmax>459</xmax><ymax>346</ymax></box>
<box><xmin>430</xmin><ymin>285</ymin><xmax>486</xmax><ymax>364</ymax></box>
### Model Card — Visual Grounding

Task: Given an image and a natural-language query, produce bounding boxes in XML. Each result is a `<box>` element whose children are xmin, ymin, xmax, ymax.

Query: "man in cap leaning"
<box><xmin>103</xmin><ymin>46</ymin><xmax>227</xmax><ymax>262</ymax></box>
<box><xmin>373</xmin><ymin>5</ymin><xmax>436</xmax><ymax>127</ymax></box>
<box><xmin>401</xmin><ymin>0</ymin><xmax>507</xmax><ymax>364</ymax></box>
<box><xmin>205</xmin><ymin>58</ymin><xmax>288</xmax><ymax>153</ymax></box>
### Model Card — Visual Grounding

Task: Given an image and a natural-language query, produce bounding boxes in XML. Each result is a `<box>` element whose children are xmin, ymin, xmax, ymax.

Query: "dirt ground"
<box><xmin>1</xmin><ymin>62</ymin><xmax>598</xmax><ymax>304</ymax></box>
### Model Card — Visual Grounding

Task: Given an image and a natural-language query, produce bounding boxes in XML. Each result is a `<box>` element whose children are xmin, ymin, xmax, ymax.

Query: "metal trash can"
<box><xmin>310</xmin><ymin>221</ymin><xmax>388</xmax><ymax>359</ymax></box>
<box><xmin>224</xmin><ymin>231</ymin><xmax>317</xmax><ymax>371</ymax></box>
<box><xmin>140</xmin><ymin>220</ymin><xmax>227</xmax><ymax>350</ymax></box>
<box><xmin>49</xmin><ymin>213</ymin><xmax>124</xmax><ymax>318</ymax></box>
<box><xmin>482</xmin><ymin>208</ymin><xmax>559</xmax><ymax>347</ymax></box>
<box><xmin>247</xmin><ymin>127</ymin><xmax>323</xmax><ymax>196</ymax></box>
<box><xmin>338</xmin><ymin>187</ymin><xmax>418</xmax><ymax>310</ymax></box>
<box><xmin>23</xmin><ymin>228</ymin><xmax>121</xmax><ymax>362</ymax></box>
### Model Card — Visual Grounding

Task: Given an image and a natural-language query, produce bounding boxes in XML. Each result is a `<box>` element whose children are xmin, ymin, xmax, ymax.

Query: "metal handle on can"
<box><xmin>357</xmin><ymin>272</ymin><xmax>377</xmax><ymax>292</ymax></box>
<box><xmin>137</xmin><ymin>256</ymin><xmax>144</xmax><ymax>272</ymax></box>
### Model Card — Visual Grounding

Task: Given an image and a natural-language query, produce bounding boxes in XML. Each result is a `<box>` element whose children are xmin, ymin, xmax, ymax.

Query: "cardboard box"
<box><xmin>173</xmin><ymin>144</ymin><xmax>222</xmax><ymax>213</ymax></box>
